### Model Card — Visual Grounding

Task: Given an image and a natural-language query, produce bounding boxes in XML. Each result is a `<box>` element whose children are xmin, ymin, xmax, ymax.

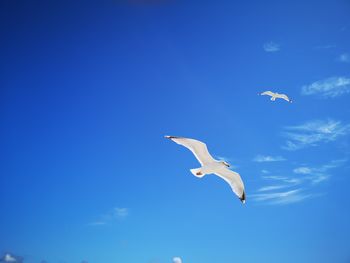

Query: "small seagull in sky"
<box><xmin>165</xmin><ymin>136</ymin><xmax>246</xmax><ymax>203</ymax></box>
<box><xmin>259</xmin><ymin>91</ymin><xmax>292</xmax><ymax>103</ymax></box>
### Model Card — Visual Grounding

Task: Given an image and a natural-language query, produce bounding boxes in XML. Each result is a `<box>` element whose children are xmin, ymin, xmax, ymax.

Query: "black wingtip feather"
<box><xmin>165</xmin><ymin>135</ymin><xmax>180</xmax><ymax>139</ymax></box>
<box><xmin>239</xmin><ymin>192</ymin><xmax>246</xmax><ymax>204</ymax></box>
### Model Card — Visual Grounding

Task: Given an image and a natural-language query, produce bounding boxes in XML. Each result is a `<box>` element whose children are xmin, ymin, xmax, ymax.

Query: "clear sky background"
<box><xmin>1</xmin><ymin>1</ymin><xmax>350</xmax><ymax>263</ymax></box>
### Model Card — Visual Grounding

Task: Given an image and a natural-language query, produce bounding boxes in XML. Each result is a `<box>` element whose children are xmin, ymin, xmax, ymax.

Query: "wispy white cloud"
<box><xmin>253</xmin><ymin>175</ymin><xmax>305</xmax><ymax>204</ymax></box>
<box><xmin>258</xmin><ymin>185</ymin><xmax>291</xmax><ymax>192</ymax></box>
<box><xmin>262</xmin><ymin>175</ymin><xmax>303</xmax><ymax>185</ymax></box>
<box><xmin>293</xmin><ymin>159</ymin><xmax>347</xmax><ymax>184</ymax></box>
<box><xmin>293</xmin><ymin>167</ymin><xmax>312</xmax><ymax>174</ymax></box>
<box><xmin>254</xmin><ymin>159</ymin><xmax>347</xmax><ymax>205</ymax></box>
<box><xmin>173</xmin><ymin>257</ymin><xmax>182</xmax><ymax>263</ymax></box>
<box><xmin>3</xmin><ymin>254</ymin><xmax>16</xmax><ymax>263</ymax></box>
<box><xmin>338</xmin><ymin>53</ymin><xmax>350</xmax><ymax>63</ymax></box>
<box><xmin>293</xmin><ymin>166</ymin><xmax>328</xmax><ymax>183</ymax></box>
<box><xmin>282</xmin><ymin>119</ymin><xmax>350</xmax><ymax>150</ymax></box>
<box><xmin>301</xmin><ymin>76</ymin><xmax>350</xmax><ymax>98</ymax></box>
<box><xmin>115</xmin><ymin>208</ymin><xmax>129</xmax><ymax>218</ymax></box>
<box><xmin>263</xmin><ymin>41</ymin><xmax>280</xmax><ymax>52</ymax></box>
<box><xmin>261</xmin><ymin>169</ymin><xmax>270</xmax><ymax>174</ymax></box>
<box><xmin>0</xmin><ymin>253</ymin><xmax>23</xmax><ymax>263</ymax></box>
<box><xmin>314</xmin><ymin>44</ymin><xmax>336</xmax><ymax>49</ymax></box>
<box><xmin>88</xmin><ymin>207</ymin><xmax>129</xmax><ymax>226</ymax></box>
<box><xmin>321</xmin><ymin>159</ymin><xmax>347</xmax><ymax>170</ymax></box>
<box><xmin>251</xmin><ymin>189</ymin><xmax>311</xmax><ymax>205</ymax></box>
<box><xmin>5</xmin><ymin>255</ymin><xmax>16</xmax><ymax>263</ymax></box>
<box><xmin>253</xmin><ymin>155</ymin><xmax>286</xmax><ymax>162</ymax></box>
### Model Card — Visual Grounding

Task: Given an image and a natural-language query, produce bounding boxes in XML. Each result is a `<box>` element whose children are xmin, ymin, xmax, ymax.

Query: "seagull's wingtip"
<box><xmin>239</xmin><ymin>192</ymin><xmax>246</xmax><ymax>204</ymax></box>
<box><xmin>164</xmin><ymin>135</ymin><xmax>177</xmax><ymax>139</ymax></box>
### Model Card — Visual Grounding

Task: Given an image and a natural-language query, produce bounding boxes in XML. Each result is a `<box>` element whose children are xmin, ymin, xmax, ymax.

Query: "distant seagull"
<box><xmin>259</xmin><ymin>91</ymin><xmax>292</xmax><ymax>103</ymax></box>
<box><xmin>165</xmin><ymin>136</ymin><xmax>246</xmax><ymax>203</ymax></box>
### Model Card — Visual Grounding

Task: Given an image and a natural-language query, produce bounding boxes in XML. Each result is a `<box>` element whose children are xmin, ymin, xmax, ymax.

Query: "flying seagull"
<box><xmin>259</xmin><ymin>91</ymin><xmax>292</xmax><ymax>103</ymax></box>
<box><xmin>165</xmin><ymin>136</ymin><xmax>246</xmax><ymax>203</ymax></box>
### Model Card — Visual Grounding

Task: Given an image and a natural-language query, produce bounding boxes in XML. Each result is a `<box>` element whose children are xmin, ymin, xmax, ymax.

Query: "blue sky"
<box><xmin>1</xmin><ymin>1</ymin><xmax>350</xmax><ymax>262</ymax></box>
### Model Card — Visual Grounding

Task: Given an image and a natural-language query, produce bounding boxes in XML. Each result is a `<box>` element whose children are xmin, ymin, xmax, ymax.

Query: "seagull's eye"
<box><xmin>222</xmin><ymin>162</ymin><xmax>230</xmax><ymax>167</ymax></box>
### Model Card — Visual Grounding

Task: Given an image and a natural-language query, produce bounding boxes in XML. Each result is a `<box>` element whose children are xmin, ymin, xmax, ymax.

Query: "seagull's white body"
<box><xmin>260</xmin><ymin>91</ymin><xmax>292</xmax><ymax>103</ymax></box>
<box><xmin>165</xmin><ymin>136</ymin><xmax>246</xmax><ymax>203</ymax></box>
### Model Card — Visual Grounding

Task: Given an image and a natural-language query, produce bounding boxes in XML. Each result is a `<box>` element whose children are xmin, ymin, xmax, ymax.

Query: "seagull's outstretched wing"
<box><xmin>214</xmin><ymin>168</ymin><xmax>246</xmax><ymax>203</ymax></box>
<box><xmin>277</xmin><ymin>93</ymin><xmax>292</xmax><ymax>102</ymax></box>
<box><xmin>165</xmin><ymin>136</ymin><xmax>215</xmax><ymax>165</ymax></box>
<box><xmin>260</xmin><ymin>91</ymin><xmax>275</xmax><ymax>97</ymax></box>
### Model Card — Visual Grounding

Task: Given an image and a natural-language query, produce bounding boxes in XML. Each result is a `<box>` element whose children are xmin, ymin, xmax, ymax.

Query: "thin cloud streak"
<box><xmin>338</xmin><ymin>53</ymin><xmax>350</xmax><ymax>63</ymax></box>
<box><xmin>250</xmin><ymin>189</ymin><xmax>312</xmax><ymax>205</ymax></box>
<box><xmin>301</xmin><ymin>76</ymin><xmax>350</xmax><ymax>98</ymax></box>
<box><xmin>293</xmin><ymin>159</ymin><xmax>347</xmax><ymax>184</ymax></box>
<box><xmin>88</xmin><ymin>207</ymin><xmax>129</xmax><ymax>226</ymax></box>
<box><xmin>115</xmin><ymin>208</ymin><xmax>129</xmax><ymax>218</ymax></box>
<box><xmin>263</xmin><ymin>41</ymin><xmax>280</xmax><ymax>52</ymax></box>
<box><xmin>254</xmin><ymin>159</ymin><xmax>347</xmax><ymax>205</ymax></box>
<box><xmin>0</xmin><ymin>253</ymin><xmax>23</xmax><ymax>263</ymax></box>
<box><xmin>293</xmin><ymin>167</ymin><xmax>312</xmax><ymax>174</ymax></box>
<box><xmin>258</xmin><ymin>185</ymin><xmax>291</xmax><ymax>192</ymax></box>
<box><xmin>173</xmin><ymin>257</ymin><xmax>182</xmax><ymax>263</ymax></box>
<box><xmin>282</xmin><ymin>119</ymin><xmax>350</xmax><ymax>150</ymax></box>
<box><xmin>262</xmin><ymin>175</ymin><xmax>303</xmax><ymax>185</ymax></box>
<box><xmin>253</xmin><ymin>175</ymin><xmax>306</xmax><ymax>205</ymax></box>
<box><xmin>253</xmin><ymin>155</ymin><xmax>286</xmax><ymax>162</ymax></box>
<box><xmin>314</xmin><ymin>44</ymin><xmax>336</xmax><ymax>49</ymax></box>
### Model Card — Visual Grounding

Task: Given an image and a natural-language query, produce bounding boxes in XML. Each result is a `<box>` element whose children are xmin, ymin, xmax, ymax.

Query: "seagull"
<box><xmin>259</xmin><ymin>91</ymin><xmax>292</xmax><ymax>103</ymax></box>
<box><xmin>165</xmin><ymin>136</ymin><xmax>246</xmax><ymax>203</ymax></box>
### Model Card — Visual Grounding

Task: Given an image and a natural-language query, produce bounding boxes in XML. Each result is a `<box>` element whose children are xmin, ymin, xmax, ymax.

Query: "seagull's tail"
<box><xmin>190</xmin><ymin>168</ymin><xmax>205</xmax><ymax>178</ymax></box>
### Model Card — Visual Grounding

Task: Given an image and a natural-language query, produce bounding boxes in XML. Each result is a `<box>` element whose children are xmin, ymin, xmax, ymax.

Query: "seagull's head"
<box><xmin>221</xmin><ymin>161</ymin><xmax>230</xmax><ymax>167</ymax></box>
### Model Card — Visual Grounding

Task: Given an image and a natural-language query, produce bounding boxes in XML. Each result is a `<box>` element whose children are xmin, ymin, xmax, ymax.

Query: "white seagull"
<box><xmin>259</xmin><ymin>91</ymin><xmax>292</xmax><ymax>103</ymax></box>
<box><xmin>165</xmin><ymin>136</ymin><xmax>246</xmax><ymax>203</ymax></box>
